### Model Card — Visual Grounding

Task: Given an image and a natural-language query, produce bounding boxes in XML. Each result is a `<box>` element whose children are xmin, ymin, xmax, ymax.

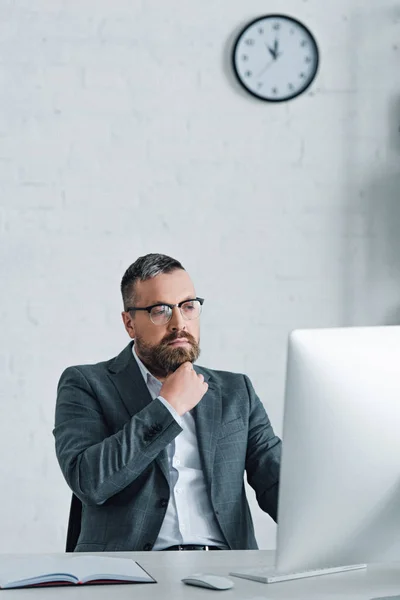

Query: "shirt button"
<box><xmin>160</xmin><ymin>498</ymin><xmax>168</xmax><ymax>508</ymax></box>
<box><xmin>181</xmin><ymin>524</ymin><xmax>186</xmax><ymax>531</ymax></box>
<box><xmin>176</xmin><ymin>488</ymin><xmax>183</xmax><ymax>495</ymax></box>
<box><xmin>175</xmin><ymin>460</ymin><xmax>181</xmax><ymax>466</ymax></box>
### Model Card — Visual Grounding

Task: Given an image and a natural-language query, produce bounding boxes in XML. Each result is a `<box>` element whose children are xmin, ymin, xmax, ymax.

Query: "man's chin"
<box><xmin>163</xmin><ymin>346</ymin><xmax>194</xmax><ymax>372</ymax></box>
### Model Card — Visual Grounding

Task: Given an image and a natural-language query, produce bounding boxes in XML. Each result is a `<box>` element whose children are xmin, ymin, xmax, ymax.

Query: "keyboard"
<box><xmin>230</xmin><ymin>563</ymin><xmax>367</xmax><ymax>584</ymax></box>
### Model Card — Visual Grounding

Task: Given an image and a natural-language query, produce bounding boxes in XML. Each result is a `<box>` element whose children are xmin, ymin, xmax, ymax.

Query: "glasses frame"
<box><xmin>126</xmin><ymin>297</ymin><xmax>204</xmax><ymax>325</ymax></box>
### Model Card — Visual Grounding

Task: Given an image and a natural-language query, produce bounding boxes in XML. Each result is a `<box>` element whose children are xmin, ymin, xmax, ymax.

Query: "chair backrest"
<box><xmin>66</xmin><ymin>494</ymin><xmax>82</xmax><ymax>552</ymax></box>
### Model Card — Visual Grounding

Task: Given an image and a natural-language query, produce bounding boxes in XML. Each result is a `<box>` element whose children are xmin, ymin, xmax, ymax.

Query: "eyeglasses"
<box><xmin>126</xmin><ymin>297</ymin><xmax>204</xmax><ymax>326</ymax></box>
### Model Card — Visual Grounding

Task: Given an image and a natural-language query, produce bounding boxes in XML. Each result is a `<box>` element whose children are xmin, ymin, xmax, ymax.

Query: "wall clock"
<box><xmin>232</xmin><ymin>15</ymin><xmax>319</xmax><ymax>102</ymax></box>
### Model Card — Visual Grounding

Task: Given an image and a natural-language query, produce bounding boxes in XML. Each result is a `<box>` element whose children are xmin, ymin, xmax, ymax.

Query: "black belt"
<box><xmin>164</xmin><ymin>544</ymin><xmax>223</xmax><ymax>551</ymax></box>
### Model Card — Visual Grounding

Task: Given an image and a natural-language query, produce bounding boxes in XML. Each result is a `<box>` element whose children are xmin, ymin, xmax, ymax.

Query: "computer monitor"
<box><xmin>276</xmin><ymin>325</ymin><xmax>400</xmax><ymax>574</ymax></box>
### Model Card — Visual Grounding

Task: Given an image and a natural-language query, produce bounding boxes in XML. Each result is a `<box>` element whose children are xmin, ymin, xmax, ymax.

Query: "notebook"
<box><xmin>0</xmin><ymin>555</ymin><xmax>156</xmax><ymax>589</ymax></box>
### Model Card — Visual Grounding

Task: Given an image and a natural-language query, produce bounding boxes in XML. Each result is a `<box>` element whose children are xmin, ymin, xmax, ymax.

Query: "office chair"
<box><xmin>65</xmin><ymin>494</ymin><xmax>82</xmax><ymax>552</ymax></box>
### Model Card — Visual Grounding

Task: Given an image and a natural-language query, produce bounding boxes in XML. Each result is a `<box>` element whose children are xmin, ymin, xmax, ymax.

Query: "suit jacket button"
<box><xmin>160</xmin><ymin>498</ymin><xmax>168</xmax><ymax>508</ymax></box>
<box><xmin>143</xmin><ymin>543</ymin><xmax>153</xmax><ymax>551</ymax></box>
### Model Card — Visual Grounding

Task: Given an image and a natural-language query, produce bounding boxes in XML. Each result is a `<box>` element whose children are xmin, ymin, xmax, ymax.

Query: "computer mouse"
<box><xmin>182</xmin><ymin>573</ymin><xmax>234</xmax><ymax>590</ymax></box>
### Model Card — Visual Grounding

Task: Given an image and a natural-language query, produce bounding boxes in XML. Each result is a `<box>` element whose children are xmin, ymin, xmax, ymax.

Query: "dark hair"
<box><xmin>121</xmin><ymin>253</ymin><xmax>185</xmax><ymax>310</ymax></box>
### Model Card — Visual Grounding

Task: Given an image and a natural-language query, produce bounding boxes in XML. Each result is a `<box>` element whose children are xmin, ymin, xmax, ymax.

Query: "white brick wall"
<box><xmin>1</xmin><ymin>0</ymin><xmax>399</xmax><ymax>552</ymax></box>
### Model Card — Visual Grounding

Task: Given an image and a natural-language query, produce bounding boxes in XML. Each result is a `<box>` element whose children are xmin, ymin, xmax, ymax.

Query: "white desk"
<box><xmin>4</xmin><ymin>550</ymin><xmax>400</xmax><ymax>599</ymax></box>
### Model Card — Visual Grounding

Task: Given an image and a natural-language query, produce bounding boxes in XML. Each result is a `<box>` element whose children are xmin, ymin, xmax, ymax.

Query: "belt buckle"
<box><xmin>205</xmin><ymin>545</ymin><xmax>209</xmax><ymax>551</ymax></box>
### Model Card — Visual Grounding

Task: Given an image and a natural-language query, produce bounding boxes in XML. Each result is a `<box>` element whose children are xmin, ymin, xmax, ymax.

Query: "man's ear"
<box><xmin>121</xmin><ymin>311</ymin><xmax>136</xmax><ymax>340</ymax></box>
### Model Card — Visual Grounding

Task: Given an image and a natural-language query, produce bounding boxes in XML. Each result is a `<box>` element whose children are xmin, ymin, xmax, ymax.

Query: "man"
<box><xmin>54</xmin><ymin>253</ymin><xmax>281</xmax><ymax>552</ymax></box>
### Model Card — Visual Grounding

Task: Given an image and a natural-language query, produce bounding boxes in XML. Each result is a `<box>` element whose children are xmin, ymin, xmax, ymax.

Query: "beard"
<box><xmin>134</xmin><ymin>330</ymin><xmax>201</xmax><ymax>379</ymax></box>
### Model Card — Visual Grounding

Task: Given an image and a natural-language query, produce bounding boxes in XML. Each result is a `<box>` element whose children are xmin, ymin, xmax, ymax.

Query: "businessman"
<box><xmin>53</xmin><ymin>253</ymin><xmax>281</xmax><ymax>552</ymax></box>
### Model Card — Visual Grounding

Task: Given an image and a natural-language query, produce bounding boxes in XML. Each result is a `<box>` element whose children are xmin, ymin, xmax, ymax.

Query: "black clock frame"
<box><xmin>231</xmin><ymin>14</ymin><xmax>319</xmax><ymax>103</ymax></box>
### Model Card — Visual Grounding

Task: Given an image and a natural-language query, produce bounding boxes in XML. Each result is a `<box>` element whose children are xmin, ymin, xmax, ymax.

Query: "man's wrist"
<box><xmin>157</xmin><ymin>396</ymin><xmax>182</xmax><ymax>424</ymax></box>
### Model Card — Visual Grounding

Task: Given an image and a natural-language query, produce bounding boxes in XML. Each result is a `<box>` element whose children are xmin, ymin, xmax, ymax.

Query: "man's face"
<box><xmin>121</xmin><ymin>269</ymin><xmax>201</xmax><ymax>379</ymax></box>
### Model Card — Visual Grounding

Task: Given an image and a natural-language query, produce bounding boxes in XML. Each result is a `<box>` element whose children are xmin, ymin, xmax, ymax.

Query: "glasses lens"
<box><xmin>181</xmin><ymin>300</ymin><xmax>201</xmax><ymax>320</ymax></box>
<box><xmin>150</xmin><ymin>305</ymin><xmax>171</xmax><ymax>325</ymax></box>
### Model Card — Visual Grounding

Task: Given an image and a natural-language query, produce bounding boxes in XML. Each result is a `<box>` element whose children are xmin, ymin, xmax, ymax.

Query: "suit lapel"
<box><xmin>107</xmin><ymin>342</ymin><xmax>152</xmax><ymax>418</ymax></box>
<box><xmin>107</xmin><ymin>342</ymin><xmax>169</xmax><ymax>482</ymax></box>
<box><xmin>192</xmin><ymin>366</ymin><xmax>221</xmax><ymax>486</ymax></box>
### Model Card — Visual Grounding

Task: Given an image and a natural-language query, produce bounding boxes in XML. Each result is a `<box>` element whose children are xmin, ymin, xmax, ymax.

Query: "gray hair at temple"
<box><xmin>121</xmin><ymin>253</ymin><xmax>185</xmax><ymax>311</ymax></box>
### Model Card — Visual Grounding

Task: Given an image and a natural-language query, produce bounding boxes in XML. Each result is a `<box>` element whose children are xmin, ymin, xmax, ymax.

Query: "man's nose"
<box><xmin>168</xmin><ymin>307</ymin><xmax>186</xmax><ymax>331</ymax></box>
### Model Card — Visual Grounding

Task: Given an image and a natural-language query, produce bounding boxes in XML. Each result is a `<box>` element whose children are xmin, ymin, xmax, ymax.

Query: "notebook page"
<box><xmin>70</xmin><ymin>556</ymin><xmax>154</xmax><ymax>583</ymax></box>
<box><xmin>0</xmin><ymin>556</ymin><xmax>77</xmax><ymax>588</ymax></box>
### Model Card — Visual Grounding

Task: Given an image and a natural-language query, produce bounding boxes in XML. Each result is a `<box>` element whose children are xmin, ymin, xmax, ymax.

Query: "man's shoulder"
<box><xmin>63</xmin><ymin>357</ymin><xmax>111</xmax><ymax>374</ymax></box>
<box><xmin>60</xmin><ymin>343</ymin><xmax>133</xmax><ymax>381</ymax></box>
<box><xmin>58</xmin><ymin>359</ymin><xmax>111</xmax><ymax>389</ymax></box>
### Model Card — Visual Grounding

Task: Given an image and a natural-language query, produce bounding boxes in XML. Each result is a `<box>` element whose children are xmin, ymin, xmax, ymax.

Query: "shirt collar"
<box><xmin>132</xmin><ymin>341</ymin><xmax>161</xmax><ymax>387</ymax></box>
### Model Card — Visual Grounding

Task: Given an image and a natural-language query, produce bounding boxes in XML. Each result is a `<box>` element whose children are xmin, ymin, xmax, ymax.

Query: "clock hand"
<box><xmin>258</xmin><ymin>46</ymin><xmax>284</xmax><ymax>77</ymax></box>
<box><xmin>265</xmin><ymin>42</ymin><xmax>277</xmax><ymax>59</ymax></box>
<box><xmin>257</xmin><ymin>58</ymin><xmax>276</xmax><ymax>78</ymax></box>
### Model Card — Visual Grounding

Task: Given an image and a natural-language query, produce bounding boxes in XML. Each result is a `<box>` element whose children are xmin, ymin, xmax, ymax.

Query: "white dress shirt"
<box><xmin>132</xmin><ymin>344</ymin><xmax>228</xmax><ymax>550</ymax></box>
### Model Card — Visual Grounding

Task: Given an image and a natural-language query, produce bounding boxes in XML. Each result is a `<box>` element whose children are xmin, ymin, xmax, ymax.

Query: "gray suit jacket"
<box><xmin>53</xmin><ymin>342</ymin><xmax>281</xmax><ymax>552</ymax></box>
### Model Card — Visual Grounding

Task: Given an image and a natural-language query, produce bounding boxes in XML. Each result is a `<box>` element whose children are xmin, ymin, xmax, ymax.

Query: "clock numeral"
<box><xmin>305</xmin><ymin>56</ymin><xmax>312</xmax><ymax>63</ymax></box>
<box><xmin>245</xmin><ymin>38</ymin><xmax>255</xmax><ymax>46</ymax></box>
<box><xmin>273</xmin><ymin>23</ymin><xmax>281</xmax><ymax>30</ymax></box>
<box><xmin>272</xmin><ymin>87</ymin><xmax>278</xmax><ymax>95</ymax></box>
<box><xmin>257</xmin><ymin>82</ymin><xmax>263</xmax><ymax>89</ymax></box>
<box><xmin>299</xmin><ymin>72</ymin><xmax>306</xmax><ymax>79</ymax></box>
<box><xmin>290</xmin><ymin>28</ymin><xmax>295</xmax><ymax>35</ymax></box>
<box><xmin>245</xmin><ymin>70</ymin><xmax>252</xmax><ymax>78</ymax></box>
<box><xmin>300</xmin><ymin>40</ymin><xmax>308</xmax><ymax>47</ymax></box>
<box><xmin>242</xmin><ymin>54</ymin><xmax>249</xmax><ymax>61</ymax></box>
<box><xmin>288</xmin><ymin>83</ymin><xmax>295</xmax><ymax>90</ymax></box>
<box><xmin>258</xmin><ymin>27</ymin><xmax>264</xmax><ymax>35</ymax></box>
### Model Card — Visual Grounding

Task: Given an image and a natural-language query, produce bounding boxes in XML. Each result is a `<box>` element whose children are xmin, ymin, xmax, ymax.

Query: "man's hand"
<box><xmin>160</xmin><ymin>362</ymin><xmax>208</xmax><ymax>416</ymax></box>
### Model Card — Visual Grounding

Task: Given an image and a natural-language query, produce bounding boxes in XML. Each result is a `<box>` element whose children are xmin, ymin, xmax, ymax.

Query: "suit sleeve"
<box><xmin>53</xmin><ymin>366</ymin><xmax>182</xmax><ymax>506</ymax></box>
<box><xmin>244</xmin><ymin>374</ymin><xmax>281</xmax><ymax>521</ymax></box>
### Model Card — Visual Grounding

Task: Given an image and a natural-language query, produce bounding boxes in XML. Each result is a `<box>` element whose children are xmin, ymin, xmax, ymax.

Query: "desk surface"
<box><xmin>3</xmin><ymin>550</ymin><xmax>400</xmax><ymax>599</ymax></box>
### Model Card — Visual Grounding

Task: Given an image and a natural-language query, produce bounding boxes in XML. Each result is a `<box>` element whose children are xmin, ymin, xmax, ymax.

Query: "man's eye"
<box><xmin>152</xmin><ymin>306</ymin><xmax>167</xmax><ymax>316</ymax></box>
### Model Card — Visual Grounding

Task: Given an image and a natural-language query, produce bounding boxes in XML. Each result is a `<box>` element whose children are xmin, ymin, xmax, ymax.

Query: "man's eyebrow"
<box><xmin>149</xmin><ymin>296</ymin><xmax>196</xmax><ymax>305</ymax></box>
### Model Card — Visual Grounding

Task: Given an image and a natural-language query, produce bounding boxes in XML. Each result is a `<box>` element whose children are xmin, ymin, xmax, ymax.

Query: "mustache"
<box><xmin>162</xmin><ymin>331</ymin><xmax>196</xmax><ymax>345</ymax></box>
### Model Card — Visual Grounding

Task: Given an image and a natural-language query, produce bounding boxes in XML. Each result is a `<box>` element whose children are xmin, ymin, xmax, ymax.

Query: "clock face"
<box><xmin>232</xmin><ymin>15</ymin><xmax>319</xmax><ymax>102</ymax></box>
